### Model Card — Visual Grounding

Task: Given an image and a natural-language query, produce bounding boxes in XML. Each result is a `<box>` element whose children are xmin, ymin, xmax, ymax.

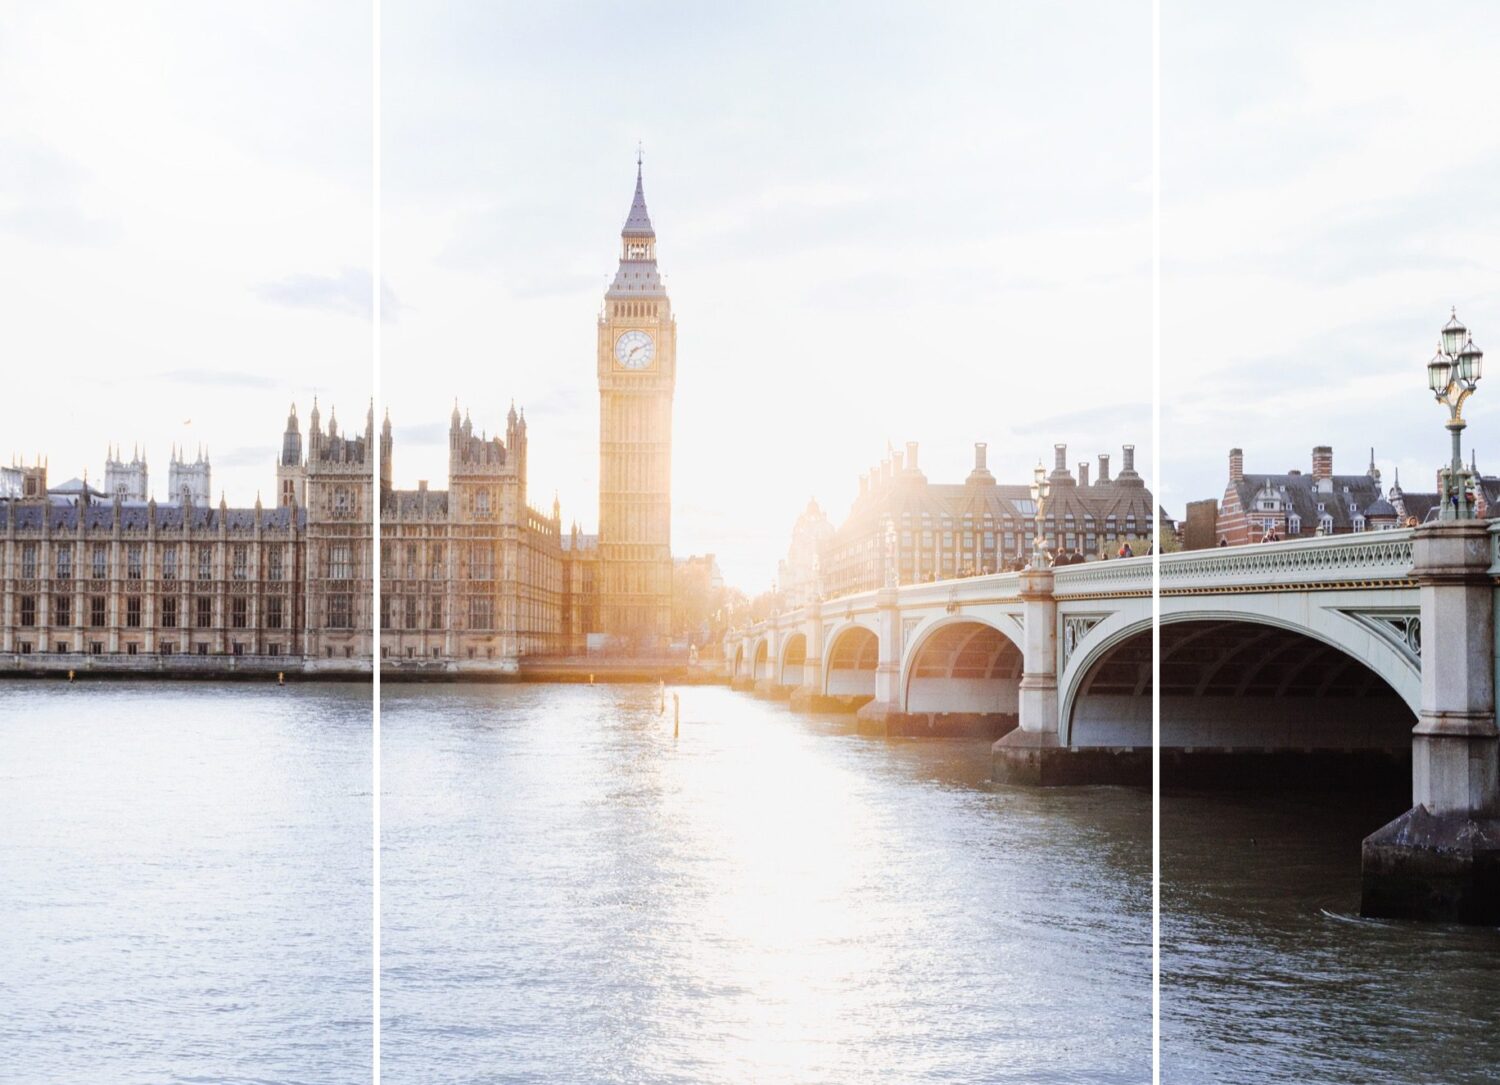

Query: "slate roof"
<box><xmin>622</xmin><ymin>163</ymin><xmax>655</xmax><ymax>238</ymax></box>
<box><xmin>1229</xmin><ymin>472</ymin><xmax>1382</xmax><ymax>532</ymax></box>
<box><xmin>609</xmin><ymin>262</ymin><xmax>665</xmax><ymax>296</ymax></box>
<box><xmin>1390</xmin><ymin>477</ymin><xmax>1500</xmax><ymax>524</ymax></box>
<box><xmin>1</xmin><ymin>499</ymin><xmax>302</xmax><ymax>532</ymax></box>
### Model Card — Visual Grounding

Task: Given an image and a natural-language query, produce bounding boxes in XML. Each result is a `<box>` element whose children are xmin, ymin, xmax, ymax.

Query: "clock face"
<box><xmin>614</xmin><ymin>329</ymin><xmax>655</xmax><ymax>370</ymax></box>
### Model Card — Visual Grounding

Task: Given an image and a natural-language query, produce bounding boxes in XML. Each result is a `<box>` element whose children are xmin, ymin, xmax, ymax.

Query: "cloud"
<box><xmin>0</xmin><ymin>138</ymin><xmax>119</xmax><ymax>246</ymax></box>
<box><xmin>1012</xmin><ymin>401</ymin><xmax>1152</xmax><ymax>436</ymax></box>
<box><xmin>212</xmin><ymin>444</ymin><xmax>273</xmax><ymax>469</ymax></box>
<box><xmin>524</xmin><ymin>385</ymin><xmax>590</xmax><ymax>415</ymax></box>
<box><xmin>393</xmin><ymin>421</ymin><xmax>448</xmax><ymax>446</ymax></box>
<box><xmin>254</xmin><ymin>267</ymin><xmax>400</xmax><ymax>323</ymax></box>
<box><xmin>0</xmin><ymin>205</ymin><xmax>119</xmax><ymax>246</ymax></box>
<box><xmin>156</xmin><ymin>368</ymin><xmax>275</xmax><ymax>389</ymax></box>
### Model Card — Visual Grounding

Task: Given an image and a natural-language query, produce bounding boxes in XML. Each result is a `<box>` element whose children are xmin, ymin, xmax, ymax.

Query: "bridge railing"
<box><xmin>1158</xmin><ymin>528</ymin><xmax>1416</xmax><ymax>591</ymax></box>
<box><xmin>1052</xmin><ymin>554</ymin><xmax>1153</xmax><ymax>597</ymax></box>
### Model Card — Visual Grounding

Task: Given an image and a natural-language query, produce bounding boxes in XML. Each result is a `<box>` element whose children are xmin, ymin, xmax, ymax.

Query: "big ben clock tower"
<box><xmin>597</xmin><ymin>154</ymin><xmax>675</xmax><ymax>648</ymax></box>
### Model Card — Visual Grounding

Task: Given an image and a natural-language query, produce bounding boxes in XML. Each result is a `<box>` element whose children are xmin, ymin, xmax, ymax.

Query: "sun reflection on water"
<box><xmin>381</xmin><ymin>682</ymin><xmax>1149</xmax><ymax>1084</ymax></box>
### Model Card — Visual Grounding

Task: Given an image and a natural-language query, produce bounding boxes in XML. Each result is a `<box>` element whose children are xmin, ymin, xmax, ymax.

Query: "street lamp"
<box><xmin>1427</xmin><ymin>308</ymin><xmax>1485</xmax><ymax>520</ymax></box>
<box><xmin>1030</xmin><ymin>462</ymin><xmax>1051</xmax><ymax>568</ymax></box>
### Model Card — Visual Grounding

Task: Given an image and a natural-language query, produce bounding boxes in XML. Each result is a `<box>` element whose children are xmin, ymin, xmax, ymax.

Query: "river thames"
<box><xmin>1162</xmin><ymin>788</ymin><xmax>1500</xmax><ymax>1085</ymax></box>
<box><xmin>381</xmin><ymin>683</ymin><xmax>1150</xmax><ymax>1084</ymax></box>
<box><xmin>0</xmin><ymin>681</ymin><xmax>371</xmax><ymax>1085</ymax></box>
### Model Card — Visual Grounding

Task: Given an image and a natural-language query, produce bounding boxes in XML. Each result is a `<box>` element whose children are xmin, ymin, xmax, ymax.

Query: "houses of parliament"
<box><xmin>0</xmin><ymin>162</ymin><xmax>678</xmax><ymax>671</ymax></box>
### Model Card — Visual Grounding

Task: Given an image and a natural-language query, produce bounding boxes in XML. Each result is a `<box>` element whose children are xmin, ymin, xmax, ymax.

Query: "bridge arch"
<box><xmin>732</xmin><ymin>643</ymin><xmax>746</xmax><ymax>679</ymax></box>
<box><xmin>1059</xmin><ymin>615</ymin><xmax>1153</xmax><ymax>746</ymax></box>
<box><xmin>823</xmin><ymin>622</ymin><xmax>879</xmax><ymax>699</ymax></box>
<box><xmin>778</xmin><ymin>632</ymin><xmax>807</xmax><ymax>687</ymax></box>
<box><xmin>751</xmin><ymin>637</ymin><xmax>771</xmax><ymax>682</ymax></box>
<box><xmin>1061</xmin><ymin>605</ymin><xmax>1419</xmax><ymax>749</ymax></box>
<box><xmin>900</xmin><ymin>615</ymin><xmax>1023</xmax><ymax>715</ymax></box>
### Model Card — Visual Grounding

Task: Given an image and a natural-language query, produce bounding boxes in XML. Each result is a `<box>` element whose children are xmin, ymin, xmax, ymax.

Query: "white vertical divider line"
<box><xmin>371</xmin><ymin>0</ymin><xmax>382</xmax><ymax>1080</ymax></box>
<box><xmin>1150</xmin><ymin>0</ymin><xmax>1162</xmax><ymax>1082</ymax></box>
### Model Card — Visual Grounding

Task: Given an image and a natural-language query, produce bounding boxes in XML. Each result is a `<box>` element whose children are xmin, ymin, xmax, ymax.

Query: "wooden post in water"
<box><xmin>673</xmin><ymin>693</ymin><xmax>680</xmax><ymax>739</ymax></box>
<box><xmin>659</xmin><ymin>680</ymin><xmax>666</xmax><ymax>714</ymax></box>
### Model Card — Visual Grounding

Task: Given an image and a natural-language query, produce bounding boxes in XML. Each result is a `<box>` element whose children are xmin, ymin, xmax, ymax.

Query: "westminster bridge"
<box><xmin>723</xmin><ymin>521</ymin><xmax>1500</xmax><ymax>923</ymax></box>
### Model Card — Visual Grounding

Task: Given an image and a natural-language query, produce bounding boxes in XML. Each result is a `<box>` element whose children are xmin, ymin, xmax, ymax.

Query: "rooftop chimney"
<box><xmin>1054</xmin><ymin>443</ymin><xmax>1067</xmax><ymax>472</ymax></box>
<box><xmin>906</xmin><ymin>441</ymin><xmax>919</xmax><ymax>472</ymax></box>
<box><xmin>1229</xmin><ymin>447</ymin><xmax>1244</xmax><ymax>483</ymax></box>
<box><xmin>967</xmin><ymin>442</ymin><xmax>995</xmax><ymax>485</ymax></box>
<box><xmin>1078</xmin><ymin>461</ymin><xmax>1090</xmax><ymax>487</ymax></box>
<box><xmin>1312</xmin><ymin>445</ymin><xmax>1333</xmax><ymax>482</ymax></box>
<box><xmin>1121</xmin><ymin>444</ymin><xmax>1136</xmax><ymax>476</ymax></box>
<box><xmin>1098</xmin><ymin>453</ymin><xmax>1111</xmax><ymax>484</ymax></box>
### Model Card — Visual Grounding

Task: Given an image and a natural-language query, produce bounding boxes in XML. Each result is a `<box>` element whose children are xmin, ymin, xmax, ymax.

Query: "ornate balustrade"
<box><xmin>1159</xmin><ymin>529</ymin><xmax>1416</xmax><ymax>593</ymax></box>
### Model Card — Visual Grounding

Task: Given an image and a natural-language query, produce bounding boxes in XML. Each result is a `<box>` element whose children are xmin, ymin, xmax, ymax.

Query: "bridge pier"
<box><xmin>788</xmin><ymin>604</ymin><xmax>853</xmax><ymax>712</ymax></box>
<box><xmin>854</xmin><ymin>587</ymin><xmax>904</xmax><ymax>728</ymax></box>
<box><xmin>729</xmin><ymin>633</ymin><xmax>754</xmax><ymax>690</ymax></box>
<box><xmin>752</xmin><ymin>678</ymin><xmax>793</xmax><ymax>700</ymax></box>
<box><xmin>1362</xmin><ymin>520</ymin><xmax>1500</xmax><ymax>924</ymax></box>
<box><xmin>992</xmin><ymin>566</ymin><xmax>1148</xmax><ymax>785</ymax></box>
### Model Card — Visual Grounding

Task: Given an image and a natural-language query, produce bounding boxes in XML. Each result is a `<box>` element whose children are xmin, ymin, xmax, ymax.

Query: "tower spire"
<box><xmin>622</xmin><ymin>150</ymin><xmax>654</xmax><ymax>240</ymax></box>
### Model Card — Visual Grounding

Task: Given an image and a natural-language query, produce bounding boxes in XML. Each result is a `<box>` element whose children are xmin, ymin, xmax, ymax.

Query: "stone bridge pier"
<box><xmin>1362</xmin><ymin>520</ymin><xmax>1500</xmax><ymax>924</ymax></box>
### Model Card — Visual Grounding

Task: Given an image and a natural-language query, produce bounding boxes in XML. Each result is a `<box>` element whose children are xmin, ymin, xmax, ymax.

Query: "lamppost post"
<box><xmin>1428</xmin><ymin>308</ymin><xmax>1485</xmax><ymax>520</ymax></box>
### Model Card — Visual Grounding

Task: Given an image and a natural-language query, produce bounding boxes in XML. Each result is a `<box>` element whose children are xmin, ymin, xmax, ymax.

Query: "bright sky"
<box><xmin>1162</xmin><ymin>1</ymin><xmax>1500</xmax><ymax>516</ymax></box>
<box><xmin>1</xmin><ymin>2</ymin><xmax>371</xmax><ymax>507</ymax></box>
<box><xmin>382</xmin><ymin>1</ymin><xmax>1153</xmax><ymax>592</ymax></box>
<box><xmin>9</xmin><ymin>4</ymin><xmax>1497</xmax><ymax>586</ymax></box>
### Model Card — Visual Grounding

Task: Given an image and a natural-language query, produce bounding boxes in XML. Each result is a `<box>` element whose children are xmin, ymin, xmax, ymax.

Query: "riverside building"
<box><xmin>818</xmin><ymin>441</ymin><xmax>1164</xmax><ymax>598</ymax></box>
<box><xmin>0</xmin><ymin>400</ymin><xmax>374</xmax><ymax>669</ymax></box>
<box><xmin>378</xmin><ymin>403</ymin><xmax>567</xmax><ymax>669</ymax></box>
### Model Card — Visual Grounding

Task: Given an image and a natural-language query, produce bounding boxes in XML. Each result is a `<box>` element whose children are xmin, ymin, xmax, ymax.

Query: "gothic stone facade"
<box><xmin>0</xmin><ymin>402</ymin><xmax>374</xmax><ymax>670</ymax></box>
<box><xmin>596</xmin><ymin>160</ymin><xmax>675</xmax><ymax>649</ymax></box>
<box><xmin>378</xmin><ymin>404</ymin><xmax>565</xmax><ymax>668</ymax></box>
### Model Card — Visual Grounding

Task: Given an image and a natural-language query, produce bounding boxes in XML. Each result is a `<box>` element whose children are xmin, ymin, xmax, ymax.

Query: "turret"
<box><xmin>105</xmin><ymin>442</ymin><xmax>149</xmax><ymax>501</ymax></box>
<box><xmin>308</xmin><ymin>397</ymin><xmax>322</xmax><ymax>456</ymax></box>
<box><xmin>281</xmin><ymin>402</ymin><xmax>302</xmax><ymax>467</ymax></box>
<box><xmin>379</xmin><ymin>408</ymin><xmax>393</xmax><ymax>493</ymax></box>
